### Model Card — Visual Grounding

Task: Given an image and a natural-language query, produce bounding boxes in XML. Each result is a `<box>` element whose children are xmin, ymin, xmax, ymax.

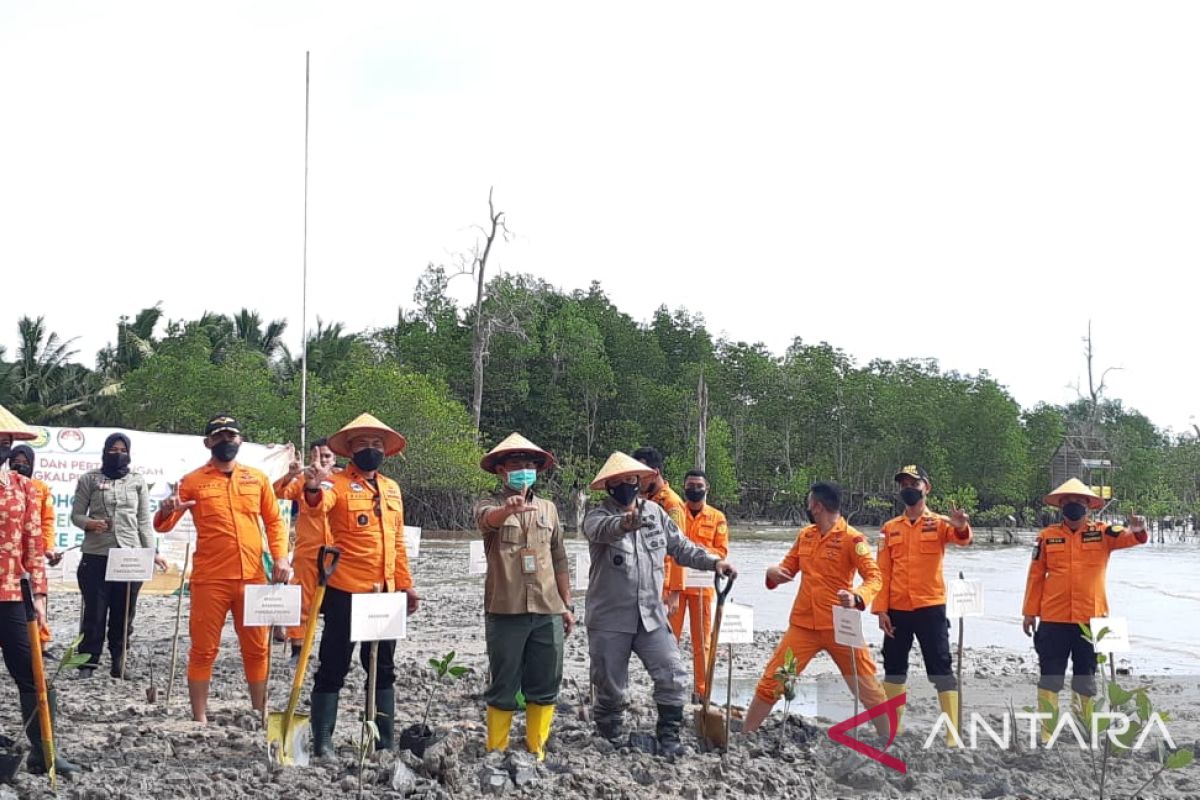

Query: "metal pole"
<box><xmin>299</xmin><ymin>51</ymin><xmax>311</xmax><ymax>453</ymax></box>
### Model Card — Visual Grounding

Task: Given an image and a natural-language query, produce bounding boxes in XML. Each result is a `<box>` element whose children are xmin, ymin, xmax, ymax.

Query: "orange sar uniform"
<box><xmin>154</xmin><ymin>463</ymin><xmax>287</xmax><ymax>683</ymax></box>
<box><xmin>30</xmin><ymin>478</ymin><xmax>56</xmax><ymax>642</ymax></box>
<box><xmin>1022</xmin><ymin>520</ymin><xmax>1146</xmax><ymax>696</ymax></box>
<box><xmin>754</xmin><ymin>517</ymin><xmax>886</xmax><ymax>708</ymax></box>
<box><xmin>273</xmin><ymin>474</ymin><xmax>334</xmax><ymax>642</ymax></box>
<box><xmin>303</xmin><ymin>464</ymin><xmax>413</xmax><ymax>694</ymax></box>
<box><xmin>654</xmin><ymin>483</ymin><xmax>686</xmax><ymax>595</ymax></box>
<box><xmin>666</xmin><ymin>502</ymin><xmax>728</xmax><ymax>696</ymax></box>
<box><xmin>872</xmin><ymin>510</ymin><xmax>971</xmax><ymax>691</ymax></box>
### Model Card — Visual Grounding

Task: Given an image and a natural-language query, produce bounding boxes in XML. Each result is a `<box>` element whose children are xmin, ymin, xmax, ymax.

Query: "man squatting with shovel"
<box><xmin>475</xmin><ymin>434</ymin><xmax>574</xmax><ymax>760</ymax></box>
<box><xmin>301</xmin><ymin>414</ymin><xmax>420</xmax><ymax>759</ymax></box>
<box><xmin>583</xmin><ymin>451</ymin><xmax>738</xmax><ymax>756</ymax></box>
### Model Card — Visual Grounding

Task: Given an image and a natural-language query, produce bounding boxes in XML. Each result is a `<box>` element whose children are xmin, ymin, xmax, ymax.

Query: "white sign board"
<box><xmin>50</xmin><ymin>548</ymin><xmax>82</xmax><ymax>588</ymax></box>
<box><xmin>403</xmin><ymin>526</ymin><xmax>422</xmax><ymax>559</ymax></box>
<box><xmin>104</xmin><ymin>548</ymin><xmax>156</xmax><ymax>582</ymax></box>
<box><xmin>468</xmin><ymin>540</ymin><xmax>487</xmax><ymax>575</ymax></box>
<box><xmin>574</xmin><ymin>552</ymin><xmax>590</xmax><ymax>590</ymax></box>
<box><xmin>351</xmin><ymin>592</ymin><xmax>408</xmax><ymax>642</ymax></box>
<box><xmin>833</xmin><ymin>605</ymin><xmax>867</xmax><ymax>649</ymax></box>
<box><xmin>718</xmin><ymin>602</ymin><xmax>755</xmax><ymax>645</ymax></box>
<box><xmin>1090</xmin><ymin>616</ymin><xmax>1131</xmax><ymax>654</ymax></box>
<box><xmin>683</xmin><ymin>567</ymin><xmax>716</xmax><ymax>590</ymax></box>
<box><xmin>242</xmin><ymin>583</ymin><xmax>302</xmax><ymax>627</ymax></box>
<box><xmin>946</xmin><ymin>579</ymin><xmax>985</xmax><ymax>618</ymax></box>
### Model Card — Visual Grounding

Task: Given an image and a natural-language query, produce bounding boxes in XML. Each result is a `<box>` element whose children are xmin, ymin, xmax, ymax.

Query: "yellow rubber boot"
<box><xmin>882</xmin><ymin>682</ymin><xmax>906</xmax><ymax>735</ymax></box>
<box><xmin>486</xmin><ymin>706</ymin><xmax>514</xmax><ymax>752</ymax></box>
<box><xmin>525</xmin><ymin>703</ymin><xmax>555</xmax><ymax>761</ymax></box>
<box><xmin>937</xmin><ymin>690</ymin><xmax>962</xmax><ymax>747</ymax></box>
<box><xmin>1037</xmin><ymin>689</ymin><xmax>1059</xmax><ymax>744</ymax></box>
<box><xmin>1073</xmin><ymin>692</ymin><xmax>1095</xmax><ymax>727</ymax></box>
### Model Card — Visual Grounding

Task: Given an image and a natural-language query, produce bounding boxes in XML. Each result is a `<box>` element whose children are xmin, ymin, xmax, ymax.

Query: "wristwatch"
<box><xmin>304</xmin><ymin>485</ymin><xmax>321</xmax><ymax>494</ymax></box>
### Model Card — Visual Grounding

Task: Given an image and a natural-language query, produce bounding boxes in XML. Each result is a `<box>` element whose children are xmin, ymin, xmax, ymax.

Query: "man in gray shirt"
<box><xmin>583</xmin><ymin>452</ymin><xmax>737</xmax><ymax>756</ymax></box>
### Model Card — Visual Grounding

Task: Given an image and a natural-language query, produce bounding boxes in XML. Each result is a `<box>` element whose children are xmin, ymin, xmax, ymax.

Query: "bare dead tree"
<box><xmin>447</xmin><ymin>188</ymin><xmax>523</xmax><ymax>433</ymax></box>
<box><xmin>695</xmin><ymin>371</ymin><xmax>709</xmax><ymax>471</ymax></box>
<box><xmin>1069</xmin><ymin>320</ymin><xmax>1123</xmax><ymax>428</ymax></box>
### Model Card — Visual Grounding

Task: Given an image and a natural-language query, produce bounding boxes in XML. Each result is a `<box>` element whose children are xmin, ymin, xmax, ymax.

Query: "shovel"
<box><xmin>267</xmin><ymin>546</ymin><xmax>340</xmax><ymax>765</ymax></box>
<box><xmin>693</xmin><ymin>570</ymin><xmax>735</xmax><ymax>749</ymax></box>
<box><xmin>20</xmin><ymin>575</ymin><xmax>56</xmax><ymax>787</ymax></box>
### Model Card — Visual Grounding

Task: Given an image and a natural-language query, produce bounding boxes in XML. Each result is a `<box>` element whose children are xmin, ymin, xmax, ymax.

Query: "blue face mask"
<box><xmin>505</xmin><ymin>468</ymin><xmax>537</xmax><ymax>492</ymax></box>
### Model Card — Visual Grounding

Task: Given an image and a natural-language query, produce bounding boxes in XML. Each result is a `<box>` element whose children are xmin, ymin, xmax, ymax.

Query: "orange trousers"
<box><xmin>287</xmin><ymin>543</ymin><xmax>323</xmax><ymax>642</ymax></box>
<box><xmin>668</xmin><ymin>588</ymin><xmax>713</xmax><ymax>696</ymax></box>
<box><xmin>187</xmin><ymin>579</ymin><xmax>269</xmax><ymax>683</ymax></box>
<box><xmin>754</xmin><ymin>625</ymin><xmax>886</xmax><ymax>708</ymax></box>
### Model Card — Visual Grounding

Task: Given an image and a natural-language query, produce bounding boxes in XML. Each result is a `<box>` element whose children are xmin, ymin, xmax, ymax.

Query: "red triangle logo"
<box><xmin>827</xmin><ymin>691</ymin><xmax>907</xmax><ymax>773</ymax></box>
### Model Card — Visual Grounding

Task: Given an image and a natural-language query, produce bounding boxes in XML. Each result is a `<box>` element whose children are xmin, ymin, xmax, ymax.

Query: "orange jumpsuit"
<box><xmin>30</xmin><ymin>478</ymin><xmax>56</xmax><ymax>642</ymax></box>
<box><xmin>273</xmin><ymin>474</ymin><xmax>333</xmax><ymax>642</ymax></box>
<box><xmin>666</xmin><ymin>503</ymin><xmax>729</xmax><ymax>696</ymax></box>
<box><xmin>154</xmin><ymin>463</ymin><xmax>287</xmax><ymax>683</ymax></box>
<box><xmin>755</xmin><ymin>518</ymin><xmax>886</xmax><ymax>708</ymax></box>
<box><xmin>1022</xmin><ymin>521</ymin><xmax>1146</xmax><ymax>623</ymax></box>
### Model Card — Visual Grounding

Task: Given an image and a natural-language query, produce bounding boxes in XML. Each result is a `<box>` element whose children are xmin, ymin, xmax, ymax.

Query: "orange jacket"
<box><xmin>154</xmin><ymin>463</ymin><xmax>287</xmax><ymax>584</ymax></box>
<box><xmin>273</xmin><ymin>474</ymin><xmax>333</xmax><ymax>558</ymax></box>
<box><xmin>302</xmin><ymin>465</ymin><xmax>412</xmax><ymax>593</ymax></box>
<box><xmin>666</xmin><ymin>503</ymin><xmax>729</xmax><ymax>592</ymax></box>
<box><xmin>654</xmin><ymin>482</ymin><xmax>688</xmax><ymax>583</ymax></box>
<box><xmin>1022</xmin><ymin>520</ymin><xmax>1146</xmax><ymax>623</ymax></box>
<box><xmin>31</xmin><ymin>478</ymin><xmax>57</xmax><ymax>553</ymax></box>
<box><xmin>872</xmin><ymin>510</ymin><xmax>971</xmax><ymax>613</ymax></box>
<box><xmin>771</xmin><ymin>517</ymin><xmax>881</xmax><ymax>631</ymax></box>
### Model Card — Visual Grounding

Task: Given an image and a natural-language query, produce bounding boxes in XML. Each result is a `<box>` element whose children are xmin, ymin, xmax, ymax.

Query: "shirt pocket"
<box><xmin>641</xmin><ymin>530</ymin><xmax>667</xmax><ymax>567</ymax></box>
<box><xmin>608</xmin><ymin>537</ymin><xmax>636</xmax><ymax>571</ymax></box>
<box><xmin>919</xmin><ymin>531</ymin><xmax>942</xmax><ymax>554</ymax></box>
<box><xmin>796</xmin><ymin>540</ymin><xmax>817</xmax><ymax>570</ymax></box>
<box><xmin>235</xmin><ymin>484</ymin><xmax>260</xmax><ymax>513</ymax></box>
<box><xmin>345</xmin><ymin>496</ymin><xmax>377</xmax><ymax>531</ymax></box>
<box><xmin>192</xmin><ymin>488</ymin><xmax>226</xmax><ymax>518</ymax></box>
<box><xmin>531</xmin><ymin>520</ymin><xmax>553</xmax><ymax>545</ymax></box>
<box><xmin>1080</xmin><ymin>541</ymin><xmax>1105</xmax><ymax>562</ymax></box>
<box><xmin>499</xmin><ymin>522</ymin><xmax>524</xmax><ymax>546</ymax></box>
<box><xmin>1044</xmin><ymin>540</ymin><xmax>1069</xmax><ymax>570</ymax></box>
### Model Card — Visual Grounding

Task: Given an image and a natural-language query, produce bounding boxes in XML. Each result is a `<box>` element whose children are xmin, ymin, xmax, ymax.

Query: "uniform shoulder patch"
<box><xmin>855</xmin><ymin>541</ymin><xmax>871</xmax><ymax>557</ymax></box>
<box><xmin>1106</xmin><ymin>524</ymin><xmax>1125</xmax><ymax>537</ymax></box>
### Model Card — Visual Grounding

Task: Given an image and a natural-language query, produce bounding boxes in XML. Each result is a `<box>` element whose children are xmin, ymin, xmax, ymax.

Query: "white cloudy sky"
<box><xmin>2</xmin><ymin>2</ymin><xmax>1197</xmax><ymax>433</ymax></box>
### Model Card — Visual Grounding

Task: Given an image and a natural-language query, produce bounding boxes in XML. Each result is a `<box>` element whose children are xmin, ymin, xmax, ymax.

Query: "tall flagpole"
<box><xmin>300</xmin><ymin>51</ymin><xmax>310</xmax><ymax>453</ymax></box>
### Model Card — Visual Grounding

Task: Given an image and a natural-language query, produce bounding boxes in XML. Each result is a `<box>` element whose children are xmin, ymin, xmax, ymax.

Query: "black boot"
<box><xmin>310</xmin><ymin>692</ymin><xmax>339</xmax><ymax>761</ymax></box>
<box><xmin>109</xmin><ymin>651</ymin><xmax>125</xmax><ymax>679</ymax></box>
<box><xmin>655</xmin><ymin>704</ymin><xmax>685</xmax><ymax>758</ymax></box>
<box><xmin>374</xmin><ymin>687</ymin><xmax>395</xmax><ymax>750</ymax></box>
<box><xmin>21</xmin><ymin>692</ymin><xmax>83</xmax><ymax>776</ymax></box>
<box><xmin>595</xmin><ymin>714</ymin><xmax>625</xmax><ymax>743</ymax></box>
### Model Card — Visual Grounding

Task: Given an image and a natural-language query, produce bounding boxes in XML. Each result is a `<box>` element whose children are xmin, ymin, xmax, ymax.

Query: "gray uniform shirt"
<box><xmin>583</xmin><ymin>497</ymin><xmax>719</xmax><ymax>634</ymax></box>
<box><xmin>71</xmin><ymin>470</ymin><xmax>154</xmax><ymax>555</ymax></box>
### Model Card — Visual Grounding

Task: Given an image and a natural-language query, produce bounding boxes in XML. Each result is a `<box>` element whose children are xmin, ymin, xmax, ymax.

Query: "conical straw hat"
<box><xmin>589</xmin><ymin>451</ymin><xmax>655</xmax><ymax>490</ymax></box>
<box><xmin>327</xmin><ymin>413</ymin><xmax>406</xmax><ymax>458</ymax></box>
<box><xmin>0</xmin><ymin>404</ymin><xmax>36</xmax><ymax>440</ymax></box>
<box><xmin>480</xmin><ymin>433</ymin><xmax>557</xmax><ymax>474</ymax></box>
<box><xmin>1044</xmin><ymin>478</ymin><xmax>1105</xmax><ymax>509</ymax></box>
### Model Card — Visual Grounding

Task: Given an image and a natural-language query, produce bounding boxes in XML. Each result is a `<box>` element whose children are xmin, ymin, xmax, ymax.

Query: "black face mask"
<box><xmin>11</xmin><ymin>462</ymin><xmax>32</xmax><ymax>479</ymax></box>
<box><xmin>102</xmin><ymin>452</ymin><xmax>131</xmax><ymax>479</ymax></box>
<box><xmin>608</xmin><ymin>483</ymin><xmax>640</xmax><ymax>507</ymax></box>
<box><xmin>805</xmin><ymin>507</ymin><xmax>817</xmax><ymax>524</ymax></box>
<box><xmin>352</xmin><ymin>448</ymin><xmax>385</xmax><ymax>472</ymax></box>
<box><xmin>684</xmin><ymin>487</ymin><xmax>706</xmax><ymax>503</ymax></box>
<box><xmin>1062</xmin><ymin>502</ymin><xmax>1088</xmax><ymax>522</ymax></box>
<box><xmin>212</xmin><ymin>441</ymin><xmax>240</xmax><ymax>463</ymax></box>
<box><xmin>899</xmin><ymin>487</ymin><xmax>924</xmax><ymax>507</ymax></box>
<box><xmin>0</xmin><ymin>447</ymin><xmax>10</xmax><ymax>465</ymax></box>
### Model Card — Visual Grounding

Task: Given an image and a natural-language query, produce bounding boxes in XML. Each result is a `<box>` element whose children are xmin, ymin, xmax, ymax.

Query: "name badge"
<box><xmin>520</xmin><ymin>548</ymin><xmax>538</xmax><ymax>574</ymax></box>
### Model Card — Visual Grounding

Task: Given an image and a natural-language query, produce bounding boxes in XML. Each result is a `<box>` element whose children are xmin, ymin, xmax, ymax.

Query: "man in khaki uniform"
<box><xmin>475</xmin><ymin>434</ymin><xmax>574</xmax><ymax>761</ymax></box>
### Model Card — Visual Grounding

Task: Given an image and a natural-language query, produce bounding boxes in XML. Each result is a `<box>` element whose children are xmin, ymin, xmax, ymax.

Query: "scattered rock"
<box><xmin>478</xmin><ymin>764</ymin><xmax>512</xmax><ymax>795</ymax></box>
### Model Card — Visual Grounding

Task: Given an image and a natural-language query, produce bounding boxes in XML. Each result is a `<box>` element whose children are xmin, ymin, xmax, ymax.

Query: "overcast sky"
<box><xmin>3</xmin><ymin>2</ymin><xmax>1197</xmax><ymax>433</ymax></box>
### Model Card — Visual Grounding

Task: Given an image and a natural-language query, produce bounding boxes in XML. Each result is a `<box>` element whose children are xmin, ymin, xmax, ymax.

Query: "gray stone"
<box><xmin>982</xmin><ymin>781</ymin><xmax>1013</xmax><ymax>799</ymax></box>
<box><xmin>392</xmin><ymin>761</ymin><xmax>419</xmax><ymax>794</ymax></box>
<box><xmin>478</xmin><ymin>764</ymin><xmax>513</xmax><ymax>795</ymax></box>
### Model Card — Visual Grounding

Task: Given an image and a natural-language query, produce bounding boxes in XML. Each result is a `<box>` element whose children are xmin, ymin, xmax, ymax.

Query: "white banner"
<box><xmin>573</xmin><ymin>552</ymin><xmax>590</xmax><ymax>590</ymax></box>
<box><xmin>403</xmin><ymin>526</ymin><xmax>422</xmax><ymax>559</ymax></box>
<box><xmin>22</xmin><ymin>425</ymin><xmax>292</xmax><ymax>550</ymax></box>
<box><xmin>682</xmin><ymin>567</ymin><xmax>716</xmax><ymax>590</ymax></box>
<box><xmin>468</xmin><ymin>540</ymin><xmax>487</xmax><ymax>575</ymax></box>
<box><xmin>243</xmin><ymin>584</ymin><xmax>302</xmax><ymax>627</ymax></box>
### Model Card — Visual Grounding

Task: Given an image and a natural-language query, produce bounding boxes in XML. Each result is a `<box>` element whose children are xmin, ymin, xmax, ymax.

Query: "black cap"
<box><xmin>894</xmin><ymin>464</ymin><xmax>930</xmax><ymax>483</ymax></box>
<box><xmin>204</xmin><ymin>414</ymin><xmax>241</xmax><ymax>437</ymax></box>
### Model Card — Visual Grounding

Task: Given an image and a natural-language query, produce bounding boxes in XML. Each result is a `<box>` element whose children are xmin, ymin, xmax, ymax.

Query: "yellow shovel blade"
<box><xmin>266</xmin><ymin>712</ymin><xmax>311</xmax><ymax>766</ymax></box>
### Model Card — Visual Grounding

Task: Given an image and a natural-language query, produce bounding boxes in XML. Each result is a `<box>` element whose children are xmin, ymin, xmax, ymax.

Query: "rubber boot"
<box><xmin>310</xmin><ymin>692</ymin><xmax>340</xmax><ymax>761</ymax></box>
<box><xmin>937</xmin><ymin>690</ymin><xmax>962</xmax><ymax>747</ymax></box>
<box><xmin>1073</xmin><ymin>691</ymin><xmax>1095</xmax><ymax>728</ymax></box>
<box><xmin>595</xmin><ymin>714</ymin><xmax>624</xmax><ymax>743</ymax></box>
<box><xmin>882</xmin><ymin>681</ymin><xmax>906</xmax><ymax>735</ymax></box>
<box><xmin>21</xmin><ymin>692</ymin><xmax>83</xmax><ymax>776</ymax></box>
<box><xmin>1037</xmin><ymin>688</ymin><xmax>1059</xmax><ymax>745</ymax></box>
<box><xmin>374</xmin><ymin>687</ymin><xmax>395</xmax><ymax>750</ymax></box>
<box><xmin>486</xmin><ymin>706</ymin><xmax>514</xmax><ymax>752</ymax></box>
<box><xmin>656</xmin><ymin>704</ymin><xmax>685</xmax><ymax>757</ymax></box>
<box><xmin>525</xmin><ymin>703</ymin><xmax>555</xmax><ymax>761</ymax></box>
